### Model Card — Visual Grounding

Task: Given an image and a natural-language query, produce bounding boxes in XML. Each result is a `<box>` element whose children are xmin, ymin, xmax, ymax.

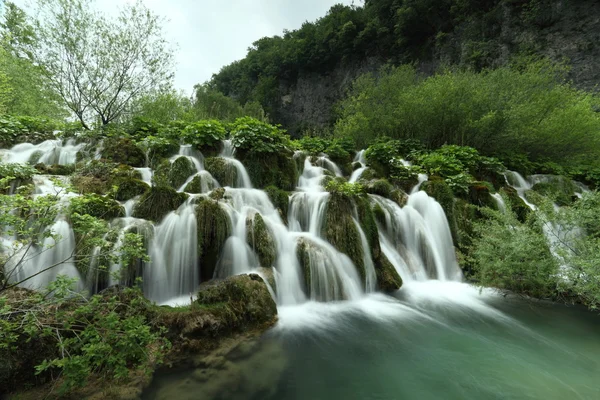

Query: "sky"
<box><xmin>15</xmin><ymin>0</ymin><xmax>354</xmax><ymax>95</ymax></box>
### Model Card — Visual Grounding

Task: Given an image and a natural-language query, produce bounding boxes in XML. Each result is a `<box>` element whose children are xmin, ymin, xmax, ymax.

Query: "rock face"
<box><xmin>196</xmin><ymin>200</ymin><xmax>231</xmax><ymax>281</ymax></box>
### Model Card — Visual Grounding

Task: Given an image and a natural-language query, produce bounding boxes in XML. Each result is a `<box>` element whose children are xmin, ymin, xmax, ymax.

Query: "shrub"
<box><xmin>181</xmin><ymin>120</ymin><xmax>226</xmax><ymax>149</ymax></box>
<box><xmin>230</xmin><ymin>117</ymin><xmax>290</xmax><ymax>154</ymax></box>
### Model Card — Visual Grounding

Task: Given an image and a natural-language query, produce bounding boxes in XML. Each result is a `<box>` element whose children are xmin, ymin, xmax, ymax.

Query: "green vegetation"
<box><xmin>335</xmin><ymin>63</ymin><xmax>600</xmax><ymax>186</ymax></box>
<box><xmin>133</xmin><ymin>186</ymin><xmax>188</xmax><ymax>222</ymax></box>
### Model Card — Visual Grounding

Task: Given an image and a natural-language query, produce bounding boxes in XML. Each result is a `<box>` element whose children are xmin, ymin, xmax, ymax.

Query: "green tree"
<box><xmin>29</xmin><ymin>0</ymin><xmax>174</xmax><ymax>128</ymax></box>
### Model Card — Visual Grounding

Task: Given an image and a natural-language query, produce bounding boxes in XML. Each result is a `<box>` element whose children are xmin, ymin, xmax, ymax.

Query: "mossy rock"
<box><xmin>246</xmin><ymin>213</ymin><xmax>276</xmax><ymax>268</ymax></box>
<box><xmin>197</xmin><ymin>142</ymin><xmax>222</xmax><ymax>158</ymax></box>
<box><xmin>196</xmin><ymin>200</ymin><xmax>231</xmax><ymax>281</ymax></box>
<box><xmin>101</xmin><ymin>137</ymin><xmax>146</xmax><ymax>167</ymax></box>
<box><xmin>186</xmin><ymin>274</ymin><xmax>277</xmax><ymax>334</ymax></box>
<box><xmin>264</xmin><ymin>185</ymin><xmax>289</xmax><ymax>223</ymax></box>
<box><xmin>115</xmin><ymin>178</ymin><xmax>149</xmax><ymax>201</ymax></box>
<box><xmin>293</xmin><ymin>151</ymin><xmax>307</xmax><ymax>175</ymax></box>
<box><xmin>296</xmin><ymin>238</ymin><xmax>312</xmax><ymax>294</ymax></box>
<box><xmin>169</xmin><ymin>156</ymin><xmax>197</xmax><ymax>189</ymax></box>
<box><xmin>71</xmin><ymin>176</ymin><xmax>111</xmax><ymax>195</ymax></box>
<box><xmin>205</xmin><ymin>157</ymin><xmax>238</xmax><ymax>187</ymax></box>
<box><xmin>323</xmin><ymin>193</ymin><xmax>365</xmax><ymax>283</ymax></box>
<box><xmin>69</xmin><ymin>194</ymin><xmax>125</xmax><ymax>220</ymax></box>
<box><xmin>133</xmin><ymin>186</ymin><xmax>188</xmax><ymax>221</ymax></box>
<box><xmin>147</xmin><ymin>141</ymin><xmax>179</xmax><ymax>168</ymax></box>
<box><xmin>365</xmin><ymin>179</ymin><xmax>393</xmax><ymax>198</ymax></box>
<box><xmin>389</xmin><ymin>189</ymin><xmax>409</xmax><ymax>207</ymax></box>
<box><xmin>422</xmin><ymin>176</ymin><xmax>458</xmax><ymax>243</ymax></box>
<box><xmin>110</xmin><ymin>164</ymin><xmax>143</xmax><ymax>181</ymax></box>
<box><xmin>375</xmin><ymin>253</ymin><xmax>403</xmax><ymax>292</ymax></box>
<box><xmin>453</xmin><ymin>198</ymin><xmax>480</xmax><ymax>276</ymax></box>
<box><xmin>184</xmin><ymin>175</ymin><xmax>204</xmax><ymax>194</ymax></box>
<box><xmin>352</xmin><ymin>162</ymin><xmax>362</xmax><ymax>171</ymax></box>
<box><xmin>33</xmin><ymin>163</ymin><xmax>75</xmax><ymax>176</ymax></box>
<box><xmin>236</xmin><ymin>149</ymin><xmax>298</xmax><ymax>191</ymax></box>
<box><xmin>465</xmin><ymin>181</ymin><xmax>497</xmax><ymax>209</ymax></box>
<box><xmin>501</xmin><ymin>186</ymin><xmax>530</xmax><ymax>223</ymax></box>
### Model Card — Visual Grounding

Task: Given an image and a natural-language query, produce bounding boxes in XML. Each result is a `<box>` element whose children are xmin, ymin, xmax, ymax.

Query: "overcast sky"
<box><xmin>15</xmin><ymin>0</ymin><xmax>354</xmax><ymax>94</ymax></box>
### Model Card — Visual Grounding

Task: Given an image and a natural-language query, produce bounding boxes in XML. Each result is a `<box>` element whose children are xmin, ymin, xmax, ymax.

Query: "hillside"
<box><xmin>210</xmin><ymin>0</ymin><xmax>600</xmax><ymax>135</ymax></box>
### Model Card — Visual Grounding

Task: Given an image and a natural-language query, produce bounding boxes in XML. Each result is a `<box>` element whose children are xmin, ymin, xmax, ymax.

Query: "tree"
<box><xmin>30</xmin><ymin>0</ymin><xmax>174</xmax><ymax>129</ymax></box>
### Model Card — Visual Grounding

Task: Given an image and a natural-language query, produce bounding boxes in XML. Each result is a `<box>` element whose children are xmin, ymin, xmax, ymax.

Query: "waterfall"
<box><xmin>349</xmin><ymin>150</ymin><xmax>367</xmax><ymax>183</ymax></box>
<box><xmin>371</xmin><ymin>192</ymin><xmax>462</xmax><ymax>282</ymax></box>
<box><xmin>219</xmin><ymin>139</ymin><xmax>253</xmax><ymax>188</ymax></box>
<box><xmin>143</xmin><ymin>199</ymin><xmax>198</xmax><ymax>304</ymax></box>
<box><xmin>1</xmin><ymin>139</ymin><xmax>83</xmax><ymax>165</ymax></box>
<box><xmin>1</xmin><ymin>140</ymin><xmax>467</xmax><ymax>308</ymax></box>
<box><xmin>491</xmin><ymin>193</ymin><xmax>506</xmax><ymax>212</ymax></box>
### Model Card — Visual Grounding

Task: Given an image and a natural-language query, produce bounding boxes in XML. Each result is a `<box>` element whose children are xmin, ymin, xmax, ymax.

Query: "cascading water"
<box><xmin>371</xmin><ymin>192</ymin><xmax>462</xmax><ymax>282</ymax></box>
<box><xmin>1</xmin><ymin>141</ymin><xmax>464</xmax><ymax>309</ymax></box>
<box><xmin>1</xmin><ymin>139</ymin><xmax>83</xmax><ymax>165</ymax></box>
<box><xmin>349</xmin><ymin>150</ymin><xmax>367</xmax><ymax>183</ymax></box>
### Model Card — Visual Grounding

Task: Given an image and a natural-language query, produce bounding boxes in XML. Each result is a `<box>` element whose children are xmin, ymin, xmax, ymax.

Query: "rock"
<box><xmin>196</xmin><ymin>200</ymin><xmax>231</xmax><ymax>281</ymax></box>
<box><xmin>69</xmin><ymin>194</ymin><xmax>125</xmax><ymax>220</ymax></box>
<box><xmin>375</xmin><ymin>253</ymin><xmax>403</xmax><ymax>292</ymax></box>
<box><xmin>205</xmin><ymin>157</ymin><xmax>238</xmax><ymax>187</ymax></box>
<box><xmin>245</xmin><ymin>213</ymin><xmax>276</xmax><ymax>268</ymax></box>
<box><xmin>101</xmin><ymin>137</ymin><xmax>146</xmax><ymax>167</ymax></box>
<box><xmin>263</xmin><ymin>185</ymin><xmax>289</xmax><ymax>223</ymax></box>
<box><xmin>501</xmin><ymin>186</ymin><xmax>530</xmax><ymax>223</ymax></box>
<box><xmin>115</xmin><ymin>178</ymin><xmax>149</xmax><ymax>201</ymax></box>
<box><xmin>365</xmin><ymin>178</ymin><xmax>393</xmax><ymax>198</ymax></box>
<box><xmin>235</xmin><ymin>148</ymin><xmax>298</xmax><ymax>191</ymax></box>
<box><xmin>133</xmin><ymin>186</ymin><xmax>188</xmax><ymax>222</ymax></box>
<box><xmin>168</xmin><ymin>156</ymin><xmax>197</xmax><ymax>189</ymax></box>
<box><xmin>323</xmin><ymin>192</ymin><xmax>365</xmax><ymax>282</ymax></box>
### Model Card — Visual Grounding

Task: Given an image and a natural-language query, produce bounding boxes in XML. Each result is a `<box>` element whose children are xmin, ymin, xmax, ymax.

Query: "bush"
<box><xmin>69</xmin><ymin>194</ymin><xmax>124</xmax><ymax>220</ymax></box>
<box><xmin>181</xmin><ymin>120</ymin><xmax>226</xmax><ymax>149</ymax></box>
<box><xmin>230</xmin><ymin>117</ymin><xmax>290</xmax><ymax>154</ymax></box>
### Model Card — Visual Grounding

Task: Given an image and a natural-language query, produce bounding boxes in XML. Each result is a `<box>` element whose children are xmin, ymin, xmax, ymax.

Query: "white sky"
<box><xmin>14</xmin><ymin>0</ymin><xmax>354</xmax><ymax>95</ymax></box>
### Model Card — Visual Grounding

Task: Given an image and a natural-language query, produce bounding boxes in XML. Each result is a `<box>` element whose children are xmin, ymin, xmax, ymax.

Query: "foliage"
<box><xmin>181</xmin><ymin>119</ymin><xmax>226</xmax><ymax>149</ymax></box>
<box><xmin>470</xmin><ymin>202</ymin><xmax>559</xmax><ymax>299</ymax></box>
<box><xmin>129</xmin><ymin>89</ymin><xmax>194</xmax><ymax>123</ymax></box>
<box><xmin>28</xmin><ymin>0</ymin><xmax>174</xmax><ymax>128</ymax></box>
<box><xmin>193</xmin><ymin>83</ymin><xmax>267</xmax><ymax>122</ymax></box>
<box><xmin>335</xmin><ymin>62</ymin><xmax>600</xmax><ymax>172</ymax></box>
<box><xmin>69</xmin><ymin>194</ymin><xmax>124</xmax><ymax>220</ymax></box>
<box><xmin>230</xmin><ymin>117</ymin><xmax>290</xmax><ymax>154</ymax></box>
<box><xmin>1</xmin><ymin>280</ymin><xmax>168</xmax><ymax>394</ymax></box>
<box><xmin>0</xmin><ymin>162</ymin><xmax>37</xmax><ymax>181</ymax></box>
<box><xmin>325</xmin><ymin>179</ymin><xmax>365</xmax><ymax>198</ymax></box>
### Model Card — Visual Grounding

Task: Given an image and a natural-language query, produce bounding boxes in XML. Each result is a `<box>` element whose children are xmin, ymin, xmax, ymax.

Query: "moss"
<box><xmin>323</xmin><ymin>193</ymin><xmax>365</xmax><ymax>283</ymax></box>
<box><xmin>501</xmin><ymin>186</ymin><xmax>530</xmax><ymax>223</ymax></box>
<box><xmin>296</xmin><ymin>238</ymin><xmax>311</xmax><ymax>292</ymax></box>
<box><xmin>27</xmin><ymin>151</ymin><xmax>44</xmax><ymax>165</ymax></box>
<box><xmin>71</xmin><ymin>176</ymin><xmax>111</xmax><ymax>195</ymax></box>
<box><xmin>69</xmin><ymin>194</ymin><xmax>125</xmax><ymax>220</ymax></box>
<box><xmin>264</xmin><ymin>185</ymin><xmax>289</xmax><ymax>223</ymax></box>
<box><xmin>422</xmin><ymin>176</ymin><xmax>458</xmax><ymax>242</ymax></box>
<box><xmin>365</xmin><ymin>178</ymin><xmax>393</xmax><ymax>198</ymax></box>
<box><xmin>184</xmin><ymin>175</ymin><xmax>203</xmax><ymax>194</ymax></box>
<box><xmin>168</xmin><ymin>156</ymin><xmax>197</xmax><ymax>189</ymax></box>
<box><xmin>33</xmin><ymin>163</ymin><xmax>75</xmax><ymax>176</ymax></box>
<box><xmin>196</xmin><ymin>200</ymin><xmax>232</xmax><ymax>281</ymax></box>
<box><xmin>453</xmin><ymin>198</ymin><xmax>480</xmax><ymax>276</ymax></box>
<box><xmin>133</xmin><ymin>186</ymin><xmax>188</xmax><ymax>221</ymax></box>
<box><xmin>147</xmin><ymin>141</ymin><xmax>179</xmax><ymax>168</ymax></box>
<box><xmin>375</xmin><ymin>253</ymin><xmax>403</xmax><ymax>292</ymax></box>
<box><xmin>465</xmin><ymin>181</ymin><xmax>497</xmax><ymax>209</ymax></box>
<box><xmin>246</xmin><ymin>214</ymin><xmax>277</xmax><ymax>268</ymax></box>
<box><xmin>389</xmin><ymin>189</ymin><xmax>408</xmax><ymax>207</ymax></box>
<box><xmin>205</xmin><ymin>157</ymin><xmax>238</xmax><ymax>187</ymax></box>
<box><xmin>114</xmin><ymin>178</ymin><xmax>149</xmax><ymax>201</ymax></box>
<box><xmin>101</xmin><ymin>137</ymin><xmax>146</xmax><ymax>167</ymax></box>
<box><xmin>158</xmin><ymin>274</ymin><xmax>276</xmax><ymax>342</ymax></box>
<box><xmin>236</xmin><ymin>148</ymin><xmax>298</xmax><ymax>191</ymax></box>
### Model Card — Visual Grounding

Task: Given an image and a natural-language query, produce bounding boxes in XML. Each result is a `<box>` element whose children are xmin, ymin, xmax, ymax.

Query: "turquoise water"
<box><xmin>146</xmin><ymin>282</ymin><xmax>600</xmax><ymax>400</ymax></box>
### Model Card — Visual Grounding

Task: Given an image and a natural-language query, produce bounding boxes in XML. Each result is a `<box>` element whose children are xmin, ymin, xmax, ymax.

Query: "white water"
<box><xmin>0</xmin><ymin>139</ymin><xmax>83</xmax><ymax>165</ymax></box>
<box><xmin>349</xmin><ymin>150</ymin><xmax>367</xmax><ymax>183</ymax></box>
<box><xmin>491</xmin><ymin>192</ymin><xmax>506</xmax><ymax>212</ymax></box>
